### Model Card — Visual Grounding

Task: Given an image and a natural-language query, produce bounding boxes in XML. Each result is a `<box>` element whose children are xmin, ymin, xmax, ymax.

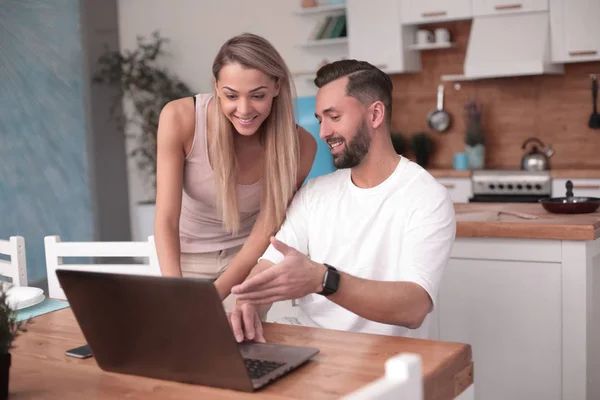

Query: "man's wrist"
<box><xmin>313</xmin><ymin>262</ymin><xmax>327</xmax><ymax>293</ymax></box>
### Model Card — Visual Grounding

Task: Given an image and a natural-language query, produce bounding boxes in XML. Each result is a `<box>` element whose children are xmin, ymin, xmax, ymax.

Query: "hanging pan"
<box><xmin>427</xmin><ymin>84</ymin><xmax>451</xmax><ymax>133</ymax></box>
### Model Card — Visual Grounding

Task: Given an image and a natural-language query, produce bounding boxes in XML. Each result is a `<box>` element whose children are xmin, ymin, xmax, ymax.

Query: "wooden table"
<box><xmin>11</xmin><ymin>309</ymin><xmax>473</xmax><ymax>399</ymax></box>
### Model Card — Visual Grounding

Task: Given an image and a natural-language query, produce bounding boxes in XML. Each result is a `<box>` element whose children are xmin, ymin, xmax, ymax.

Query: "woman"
<box><xmin>154</xmin><ymin>33</ymin><xmax>317</xmax><ymax>310</ymax></box>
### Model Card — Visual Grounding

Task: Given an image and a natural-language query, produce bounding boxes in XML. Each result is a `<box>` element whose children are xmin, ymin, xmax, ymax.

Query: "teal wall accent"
<box><xmin>0</xmin><ymin>0</ymin><xmax>93</xmax><ymax>281</ymax></box>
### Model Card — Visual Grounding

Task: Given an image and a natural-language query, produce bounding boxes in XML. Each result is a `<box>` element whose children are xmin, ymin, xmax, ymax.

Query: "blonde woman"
<box><xmin>154</xmin><ymin>33</ymin><xmax>317</xmax><ymax>309</ymax></box>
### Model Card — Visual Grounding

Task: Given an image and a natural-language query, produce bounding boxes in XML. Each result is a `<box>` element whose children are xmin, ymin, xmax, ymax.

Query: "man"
<box><xmin>228</xmin><ymin>59</ymin><xmax>456</xmax><ymax>343</ymax></box>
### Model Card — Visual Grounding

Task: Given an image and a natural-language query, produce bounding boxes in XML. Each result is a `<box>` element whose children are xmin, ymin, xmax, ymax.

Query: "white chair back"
<box><xmin>45</xmin><ymin>235</ymin><xmax>161</xmax><ymax>300</ymax></box>
<box><xmin>0</xmin><ymin>236</ymin><xmax>28</xmax><ymax>287</ymax></box>
<box><xmin>341</xmin><ymin>353</ymin><xmax>424</xmax><ymax>400</ymax></box>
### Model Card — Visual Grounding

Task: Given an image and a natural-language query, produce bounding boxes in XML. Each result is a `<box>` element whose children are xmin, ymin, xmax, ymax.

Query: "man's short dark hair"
<box><xmin>314</xmin><ymin>59</ymin><xmax>393</xmax><ymax>127</ymax></box>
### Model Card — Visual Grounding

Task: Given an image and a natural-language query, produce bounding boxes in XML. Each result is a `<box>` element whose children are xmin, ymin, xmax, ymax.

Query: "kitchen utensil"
<box><xmin>434</xmin><ymin>28</ymin><xmax>451</xmax><ymax>44</ymax></box>
<box><xmin>589</xmin><ymin>75</ymin><xmax>600</xmax><ymax>129</ymax></box>
<box><xmin>539</xmin><ymin>180</ymin><xmax>600</xmax><ymax>214</ymax></box>
<box><xmin>427</xmin><ymin>84</ymin><xmax>451</xmax><ymax>133</ymax></box>
<box><xmin>416</xmin><ymin>29</ymin><xmax>434</xmax><ymax>45</ymax></box>
<box><xmin>521</xmin><ymin>137</ymin><xmax>554</xmax><ymax>171</ymax></box>
<box><xmin>496</xmin><ymin>210</ymin><xmax>539</xmax><ymax>220</ymax></box>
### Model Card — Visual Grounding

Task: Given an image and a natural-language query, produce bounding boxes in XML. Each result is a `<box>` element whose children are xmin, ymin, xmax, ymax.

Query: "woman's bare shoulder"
<box><xmin>158</xmin><ymin>97</ymin><xmax>196</xmax><ymax>143</ymax></box>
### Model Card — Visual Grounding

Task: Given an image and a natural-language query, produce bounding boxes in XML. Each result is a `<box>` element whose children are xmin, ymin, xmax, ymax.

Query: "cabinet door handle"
<box><xmin>494</xmin><ymin>3</ymin><xmax>523</xmax><ymax>10</ymax></box>
<box><xmin>573</xmin><ymin>184</ymin><xmax>600</xmax><ymax>190</ymax></box>
<box><xmin>421</xmin><ymin>11</ymin><xmax>448</xmax><ymax>17</ymax></box>
<box><xmin>443</xmin><ymin>183</ymin><xmax>456</xmax><ymax>189</ymax></box>
<box><xmin>569</xmin><ymin>50</ymin><xmax>598</xmax><ymax>56</ymax></box>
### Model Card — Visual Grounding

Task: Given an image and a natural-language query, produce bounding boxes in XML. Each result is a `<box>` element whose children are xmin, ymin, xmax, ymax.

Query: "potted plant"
<box><xmin>410</xmin><ymin>132</ymin><xmax>434</xmax><ymax>168</ymax></box>
<box><xmin>0</xmin><ymin>290</ymin><xmax>30</xmax><ymax>400</ymax></box>
<box><xmin>390</xmin><ymin>132</ymin><xmax>406</xmax><ymax>155</ymax></box>
<box><xmin>92</xmin><ymin>31</ymin><xmax>194</xmax><ymax>240</ymax></box>
<box><xmin>464</xmin><ymin>100</ymin><xmax>485</xmax><ymax>169</ymax></box>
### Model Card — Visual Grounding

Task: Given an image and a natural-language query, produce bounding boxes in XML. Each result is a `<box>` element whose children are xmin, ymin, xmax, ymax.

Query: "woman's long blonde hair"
<box><xmin>211</xmin><ymin>33</ymin><xmax>299</xmax><ymax>235</ymax></box>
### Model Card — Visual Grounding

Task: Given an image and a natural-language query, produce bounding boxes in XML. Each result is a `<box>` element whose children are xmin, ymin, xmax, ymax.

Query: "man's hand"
<box><xmin>229</xmin><ymin>302</ymin><xmax>266</xmax><ymax>343</ymax></box>
<box><xmin>231</xmin><ymin>237</ymin><xmax>325</xmax><ymax>304</ymax></box>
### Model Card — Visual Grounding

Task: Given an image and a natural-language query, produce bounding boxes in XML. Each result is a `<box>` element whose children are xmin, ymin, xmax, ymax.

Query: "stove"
<box><xmin>469</xmin><ymin>170</ymin><xmax>552</xmax><ymax>203</ymax></box>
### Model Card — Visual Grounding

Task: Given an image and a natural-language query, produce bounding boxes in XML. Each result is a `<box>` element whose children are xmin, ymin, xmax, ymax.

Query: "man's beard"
<box><xmin>333</xmin><ymin>120</ymin><xmax>371</xmax><ymax>169</ymax></box>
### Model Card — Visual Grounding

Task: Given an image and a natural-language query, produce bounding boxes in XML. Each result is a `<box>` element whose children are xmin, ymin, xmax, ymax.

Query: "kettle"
<box><xmin>521</xmin><ymin>137</ymin><xmax>554</xmax><ymax>171</ymax></box>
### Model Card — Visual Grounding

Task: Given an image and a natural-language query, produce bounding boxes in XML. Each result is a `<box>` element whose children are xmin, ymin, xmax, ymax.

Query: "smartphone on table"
<box><xmin>65</xmin><ymin>344</ymin><xmax>93</xmax><ymax>359</ymax></box>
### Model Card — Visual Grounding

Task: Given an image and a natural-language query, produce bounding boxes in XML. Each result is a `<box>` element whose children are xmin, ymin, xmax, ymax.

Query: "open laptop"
<box><xmin>56</xmin><ymin>269</ymin><xmax>319</xmax><ymax>392</ymax></box>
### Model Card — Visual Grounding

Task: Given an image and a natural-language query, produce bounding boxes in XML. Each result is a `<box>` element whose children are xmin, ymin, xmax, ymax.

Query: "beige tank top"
<box><xmin>179</xmin><ymin>93</ymin><xmax>261</xmax><ymax>253</ymax></box>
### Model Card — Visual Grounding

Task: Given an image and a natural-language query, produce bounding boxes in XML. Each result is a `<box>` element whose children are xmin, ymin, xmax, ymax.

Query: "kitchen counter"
<box><xmin>455</xmin><ymin>202</ymin><xmax>600</xmax><ymax>240</ymax></box>
<box><xmin>550</xmin><ymin>169</ymin><xmax>600</xmax><ymax>179</ymax></box>
<box><xmin>427</xmin><ymin>169</ymin><xmax>472</xmax><ymax>178</ymax></box>
<box><xmin>429</xmin><ymin>169</ymin><xmax>600</xmax><ymax>179</ymax></box>
<box><xmin>440</xmin><ymin>203</ymin><xmax>600</xmax><ymax>400</ymax></box>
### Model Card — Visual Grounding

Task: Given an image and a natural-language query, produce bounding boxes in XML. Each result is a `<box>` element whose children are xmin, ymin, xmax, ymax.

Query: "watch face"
<box><xmin>322</xmin><ymin>267</ymin><xmax>340</xmax><ymax>296</ymax></box>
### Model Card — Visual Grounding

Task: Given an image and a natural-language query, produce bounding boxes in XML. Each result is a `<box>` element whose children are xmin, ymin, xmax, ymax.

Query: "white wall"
<box><xmin>117</xmin><ymin>0</ymin><xmax>345</xmax><ymax>238</ymax></box>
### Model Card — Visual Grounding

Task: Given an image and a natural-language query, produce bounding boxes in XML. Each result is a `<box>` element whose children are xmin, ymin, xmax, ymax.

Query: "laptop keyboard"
<box><xmin>244</xmin><ymin>358</ymin><xmax>285</xmax><ymax>380</ymax></box>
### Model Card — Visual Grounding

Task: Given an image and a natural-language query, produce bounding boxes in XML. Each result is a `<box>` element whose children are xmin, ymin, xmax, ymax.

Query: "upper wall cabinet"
<box><xmin>472</xmin><ymin>0</ymin><xmax>548</xmax><ymax>16</ymax></box>
<box><xmin>346</xmin><ymin>0</ymin><xmax>420</xmax><ymax>74</ymax></box>
<box><xmin>549</xmin><ymin>0</ymin><xmax>600</xmax><ymax>63</ymax></box>
<box><xmin>400</xmin><ymin>0</ymin><xmax>472</xmax><ymax>24</ymax></box>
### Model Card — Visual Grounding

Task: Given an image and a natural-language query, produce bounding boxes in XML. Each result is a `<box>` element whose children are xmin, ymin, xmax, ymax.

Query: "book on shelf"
<box><xmin>308</xmin><ymin>14</ymin><xmax>347</xmax><ymax>41</ymax></box>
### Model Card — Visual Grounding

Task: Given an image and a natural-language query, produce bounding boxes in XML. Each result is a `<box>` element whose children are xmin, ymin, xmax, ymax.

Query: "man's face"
<box><xmin>315</xmin><ymin>77</ymin><xmax>371</xmax><ymax>169</ymax></box>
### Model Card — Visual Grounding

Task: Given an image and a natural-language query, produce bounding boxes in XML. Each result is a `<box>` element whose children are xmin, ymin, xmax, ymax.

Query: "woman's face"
<box><xmin>215</xmin><ymin>63</ymin><xmax>280</xmax><ymax>136</ymax></box>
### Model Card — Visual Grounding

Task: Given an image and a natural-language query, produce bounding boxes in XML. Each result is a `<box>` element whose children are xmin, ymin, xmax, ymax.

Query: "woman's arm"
<box><xmin>214</xmin><ymin>126</ymin><xmax>317</xmax><ymax>299</ymax></box>
<box><xmin>154</xmin><ymin>98</ymin><xmax>195</xmax><ymax>277</ymax></box>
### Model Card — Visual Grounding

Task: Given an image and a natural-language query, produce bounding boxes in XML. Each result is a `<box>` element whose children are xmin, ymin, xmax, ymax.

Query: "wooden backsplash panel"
<box><xmin>389</xmin><ymin>20</ymin><xmax>600</xmax><ymax>170</ymax></box>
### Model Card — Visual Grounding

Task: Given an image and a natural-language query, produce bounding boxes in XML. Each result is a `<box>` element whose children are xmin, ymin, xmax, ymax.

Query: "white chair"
<box><xmin>0</xmin><ymin>236</ymin><xmax>28</xmax><ymax>287</ymax></box>
<box><xmin>341</xmin><ymin>353</ymin><xmax>423</xmax><ymax>400</ymax></box>
<box><xmin>45</xmin><ymin>235</ymin><xmax>161</xmax><ymax>300</ymax></box>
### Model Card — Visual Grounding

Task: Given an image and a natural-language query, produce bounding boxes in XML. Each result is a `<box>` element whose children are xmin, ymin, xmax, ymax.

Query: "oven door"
<box><xmin>469</xmin><ymin>194</ymin><xmax>550</xmax><ymax>203</ymax></box>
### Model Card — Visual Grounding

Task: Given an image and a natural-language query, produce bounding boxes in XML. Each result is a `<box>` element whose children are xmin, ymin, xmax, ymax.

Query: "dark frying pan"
<box><xmin>539</xmin><ymin>180</ymin><xmax>600</xmax><ymax>214</ymax></box>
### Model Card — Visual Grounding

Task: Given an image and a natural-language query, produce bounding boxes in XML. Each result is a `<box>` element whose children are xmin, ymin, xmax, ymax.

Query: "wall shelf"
<box><xmin>294</xmin><ymin>4</ymin><xmax>346</xmax><ymax>15</ymax></box>
<box><xmin>408</xmin><ymin>42</ymin><xmax>456</xmax><ymax>51</ymax></box>
<box><xmin>300</xmin><ymin>37</ymin><xmax>348</xmax><ymax>48</ymax></box>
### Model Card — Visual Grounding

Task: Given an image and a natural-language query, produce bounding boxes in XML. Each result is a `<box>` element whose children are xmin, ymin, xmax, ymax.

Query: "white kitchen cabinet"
<box><xmin>550</xmin><ymin>0</ymin><xmax>600</xmax><ymax>63</ymax></box>
<box><xmin>436</xmin><ymin>178</ymin><xmax>473</xmax><ymax>203</ymax></box>
<box><xmin>346</xmin><ymin>0</ymin><xmax>420</xmax><ymax>74</ymax></box>
<box><xmin>552</xmin><ymin>178</ymin><xmax>600</xmax><ymax>198</ymax></box>
<box><xmin>400</xmin><ymin>0</ymin><xmax>472</xmax><ymax>24</ymax></box>
<box><xmin>430</xmin><ymin>236</ymin><xmax>600</xmax><ymax>400</ymax></box>
<box><xmin>439</xmin><ymin>256</ymin><xmax>562</xmax><ymax>400</ymax></box>
<box><xmin>472</xmin><ymin>0</ymin><xmax>548</xmax><ymax>16</ymax></box>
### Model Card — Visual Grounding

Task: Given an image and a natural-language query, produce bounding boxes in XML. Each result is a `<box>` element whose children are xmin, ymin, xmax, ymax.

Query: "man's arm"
<box><xmin>313</xmin><ymin>268</ymin><xmax>433</xmax><ymax>328</ymax></box>
<box><xmin>234</xmin><ymin>182</ymin><xmax>456</xmax><ymax>330</ymax></box>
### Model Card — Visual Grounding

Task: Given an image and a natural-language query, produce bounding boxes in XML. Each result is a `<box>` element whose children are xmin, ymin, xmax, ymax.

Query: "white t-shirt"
<box><xmin>260</xmin><ymin>156</ymin><xmax>456</xmax><ymax>339</ymax></box>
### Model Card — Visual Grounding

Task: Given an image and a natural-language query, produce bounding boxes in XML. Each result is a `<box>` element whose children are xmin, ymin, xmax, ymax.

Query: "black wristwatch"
<box><xmin>318</xmin><ymin>264</ymin><xmax>340</xmax><ymax>296</ymax></box>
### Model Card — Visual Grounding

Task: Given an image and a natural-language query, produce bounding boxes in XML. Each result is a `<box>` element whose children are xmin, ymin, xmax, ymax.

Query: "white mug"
<box><xmin>416</xmin><ymin>29</ymin><xmax>434</xmax><ymax>45</ymax></box>
<box><xmin>435</xmin><ymin>28</ymin><xmax>451</xmax><ymax>44</ymax></box>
